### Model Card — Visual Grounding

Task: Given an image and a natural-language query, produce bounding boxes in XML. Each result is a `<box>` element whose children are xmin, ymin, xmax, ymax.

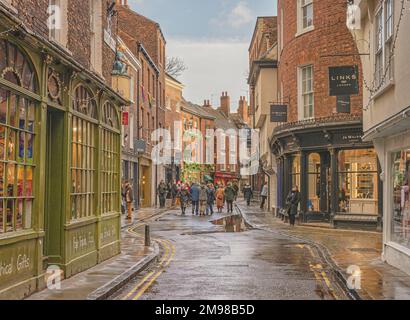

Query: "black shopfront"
<box><xmin>271</xmin><ymin>115</ymin><xmax>383</xmax><ymax>230</ymax></box>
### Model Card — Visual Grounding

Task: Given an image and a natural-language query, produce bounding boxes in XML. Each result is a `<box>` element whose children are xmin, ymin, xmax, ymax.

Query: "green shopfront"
<box><xmin>0</xmin><ymin>36</ymin><xmax>124</xmax><ymax>299</ymax></box>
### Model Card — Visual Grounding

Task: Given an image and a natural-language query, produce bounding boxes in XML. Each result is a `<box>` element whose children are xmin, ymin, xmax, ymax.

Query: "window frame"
<box><xmin>298</xmin><ymin>64</ymin><xmax>314</xmax><ymax>120</ymax></box>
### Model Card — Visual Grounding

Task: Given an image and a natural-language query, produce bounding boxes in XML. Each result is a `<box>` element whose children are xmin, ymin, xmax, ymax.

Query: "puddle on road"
<box><xmin>211</xmin><ymin>215</ymin><xmax>249</xmax><ymax>233</ymax></box>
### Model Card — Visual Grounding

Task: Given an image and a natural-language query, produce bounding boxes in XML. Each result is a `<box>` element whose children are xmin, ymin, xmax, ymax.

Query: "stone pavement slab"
<box><xmin>236</xmin><ymin>202</ymin><xmax>410</xmax><ymax>300</ymax></box>
<box><xmin>26</xmin><ymin>208</ymin><xmax>167</xmax><ymax>300</ymax></box>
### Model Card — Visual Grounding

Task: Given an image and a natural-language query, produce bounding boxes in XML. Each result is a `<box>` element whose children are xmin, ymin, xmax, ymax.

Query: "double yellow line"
<box><xmin>123</xmin><ymin>225</ymin><xmax>176</xmax><ymax>300</ymax></box>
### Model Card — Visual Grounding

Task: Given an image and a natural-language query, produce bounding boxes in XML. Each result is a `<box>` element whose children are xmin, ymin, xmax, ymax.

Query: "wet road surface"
<box><xmin>110</xmin><ymin>209</ymin><xmax>348</xmax><ymax>300</ymax></box>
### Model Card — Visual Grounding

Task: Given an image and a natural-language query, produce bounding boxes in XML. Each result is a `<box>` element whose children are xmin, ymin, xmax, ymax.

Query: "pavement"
<box><xmin>26</xmin><ymin>207</ymin><xmax>169</xmax><ymax>300</ymax></box>
<box><xmin>236</xmin><ymin>201</ymin><xmax>410</xmax><ymax>300</ymax></box>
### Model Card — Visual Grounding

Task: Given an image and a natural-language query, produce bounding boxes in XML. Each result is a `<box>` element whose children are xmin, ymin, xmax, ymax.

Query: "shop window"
<box><xmin>101</xmin><ymin>129</ymin><xmax>120</xmax><ymax>215</ymax></box>
<box><xmin>338</xmin><ymin>149</ymin><xmax>378</xmax><ymax>215</ymax></box>
<box><xmin>392</xmin><ymin>150</ymin><xmax>410</xmax><ymax>248</ymax></box>
<box><xmin>102</xmin><ymin>101</ymin><xmax>120</xmax><ymax>215</ymax></box>
<box><xmin>70</xmin><ymin>85</ymin><xmax>97</xmax><ymax>220</ymax></box>
<box><xmin>0</xmin><ymin>89</ymin><xmax>35</xmax><ymax>234</ymax></box>
<box><xmin>291</xmin><ymin>155</ymin><xmax>301</xmax><ymax>190</ymax></box>
<box><xmin>0</xmin><ymin>40</ymin><xmax>37</xmax><ymax>92</ymax></box>
<box><xmin>307</xmin><ymin>153</ymin><xmax>320</xmax><ymax>212</ymax></box>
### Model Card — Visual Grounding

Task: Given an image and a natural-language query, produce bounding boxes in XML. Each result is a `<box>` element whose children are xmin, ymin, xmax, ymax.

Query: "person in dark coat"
<box><xmin>170</xmin><ymin>181</ymin><xmax>178</xmax><ymax>207</ymax></box>
<box><xmin>224</xmin><ymin>183</ymin><xmax>236</xmax><ymax>213</ymax></box>
<box><xmin>177</xmin><ymin>184</ymin><xmax>191</xmax><ymax>215</ymax></box>
<box><xmin>233</xmin><ymin>182</ymin><xmax>239</xmax><ymax>201</ymax></box>
<box><xmin>286</xmin><ymin>186</ymin><xmax>301</xmax><ymax>227</ymax></box>
<box><xmin>206</xmin><ymin>184</ymin><xmax>216</xmax><ymax>216</ymax></box>
<box><xmin>242</xmin><ymin>183</ymin><xmax>253</xmax><ymax>206</ymax></box>
<box><xmin>190</xmin><ymin>182</ymin><xmax>200</xmax><ymax>215</ymax></box>
<box><xmin>157</xmin><ymin>180</ymin><xmax>168</xmax><ymax>208</ymax></box>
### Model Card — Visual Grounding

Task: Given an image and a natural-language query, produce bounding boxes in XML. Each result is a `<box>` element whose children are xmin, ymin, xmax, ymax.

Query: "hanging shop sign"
<box><xmin>336</xmin><ymin>95</ymin><xmax>351</xmax><ymax>113</ymax></box>
<box><xmin>270</xmin><ymin>104</ymin><xmax>288</xmax><ymax>123</ymax></box>
<box><xmin>329</xmin><ymin>65</ymin><xmax>359</xmax><ymax>96</ymax></box>
<box><xmin>122</xmin><ymin>111</ymin><xmax>129</xmax><ymax>125</ymax></box>
<box><xmin>134</xmin><ymin>140</ymin><xmax>147</xmax><ymax>153</ymax></box>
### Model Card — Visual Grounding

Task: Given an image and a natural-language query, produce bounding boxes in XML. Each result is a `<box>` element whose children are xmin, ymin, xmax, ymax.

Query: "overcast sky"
<box><xmin>128</xmin><ymin>0</ymin><xmax>277</xmax><ymax>110</ymax></box>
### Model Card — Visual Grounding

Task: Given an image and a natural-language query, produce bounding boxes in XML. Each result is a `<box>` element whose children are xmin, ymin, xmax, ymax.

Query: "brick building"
<box><xmin>271</xmin><ymin>0</ymin><xmax>381</xmax><ymax>229</ymax></box>
<box><xmin>0</xmin><ymin>0</ymin><xmax>127</xmax><ymax>298</ymax></box>
<box><xmin>116</xmin><ymin>2</ymin><xmax>166</xmax><ymax>207</ymax></box>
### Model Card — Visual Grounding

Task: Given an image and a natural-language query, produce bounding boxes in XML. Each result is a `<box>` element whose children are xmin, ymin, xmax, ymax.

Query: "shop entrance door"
<box><xmin>44</xmin><ymin>109</ymin><xmax>65</xmax><ymax>265</ymax></box>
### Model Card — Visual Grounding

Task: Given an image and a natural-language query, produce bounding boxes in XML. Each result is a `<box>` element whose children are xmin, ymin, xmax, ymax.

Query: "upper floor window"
<box><xmin>48</xmin><ymin>0</ymin><xmax>68</xmax><ymax>47</ymax></box>
<box><xmin>297</xmin><ymin>0</ymin><xmax>314</xmax><ymax>35</ymax></box>
<box><xmin>375</xmin><ymin>0</ymin><xmax>394</xmax><ymax>89</ymax></box>
<box><xmin>298</xmin><ymin>65</ymin><xmax>314</xmax><ymax>119</ymax></box>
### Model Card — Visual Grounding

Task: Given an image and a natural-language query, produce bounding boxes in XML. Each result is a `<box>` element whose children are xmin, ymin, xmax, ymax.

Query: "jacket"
<box><xmin>224</xmin><ymin>186</ymin><xmax>236</xmax><ymax>202</ymax></box>
<box><xmin>243</xmin><ymin>186</ymin><xmax>253</xmax><ymax>199</ymax></box>
<box><xmin>286</xmin><ymin>191</ymin><xmax>301</xmax><ymax>216</ymax></box>
<box><xmin>190</xmin><ymin>184</ymin><xmax>200</xmax><ymax>201</ymax></box>
<box><xmin>206</xmin><ymin>188</ymin><xmax>216</xmax><ymax>204</ymax></box>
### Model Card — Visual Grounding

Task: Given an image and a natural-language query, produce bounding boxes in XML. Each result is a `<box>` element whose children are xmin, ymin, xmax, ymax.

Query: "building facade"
<box><xmin>272</xmin><ymin>0</ymin><xmax>382</xmax><ymax>229</ymax></box>
<box><xmin>117</xmin><ymin>3</ymin><xmax>166</xmax><ymax>207</ymax></box>
<box><xmin>248</xmin><ymin>16</ymin><xmax>278</xmax><ymax>211</ymax></box>
<box><xmin>0</xmin><ymin>0</ymin><xmax>126</xmax><ymax>299</ymax></box>
<box><xmin>165</xmin><ymin>74</ymin><xmax>184</xmax><ymax>184</ymax></box>
<box><xmin>351</xmin><ymin>0</ymin><xmax>410</xmax><ymax>273</ymax></box>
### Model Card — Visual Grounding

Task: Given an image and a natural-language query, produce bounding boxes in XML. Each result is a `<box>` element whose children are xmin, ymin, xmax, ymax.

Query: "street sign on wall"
<box><xmin>270</xmin><ymin>104</ymin><xmax>288</xmax><ymax>123</ymax></box>
<box><xmin>122</xmin><ymin>111</ymin><xmax>129</xmax><ymax>125</ymax></box>
<box><xmin>134</xmin><ymin>140</ymin><xmax>146</xmax><ymax>153</ymax></box>
<box><xmin>329</xmin><ymin>65</ymin><xmax>359</xmax><ymax>96</ymax></box>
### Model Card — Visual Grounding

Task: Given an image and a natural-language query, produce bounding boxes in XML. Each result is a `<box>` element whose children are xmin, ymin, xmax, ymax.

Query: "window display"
<box><xmin>392</xmin><ymin>149</ymin><xmax>410</xmax><ymax>248</ymax></box>
<box><xmin>338</xmin><ymin>149</ymin><xmax>378</xmax><ymax>215</ymax></box>
<box><xmin>291</xmin><ymin>155</ymin><xmax>301</xmax><ymax>190</ymax></box>
<box><xmin>70</xmin><ymin>85</ymin><xmax>97</xmax><ymax>220</ymax></box>
<box><xmin>308</xmin><ymin>153</ymin><xmax>320</xmax><ymax>212</ymax></box>
<box><xmin>0</xmin><ymin>88</ymin><xmax>35</xmax><ymax>233</ymax></box>
<box><xmin>101</xmin><ymin>101</ymin><xmax>120</xmax><ymax>215</ymax></box>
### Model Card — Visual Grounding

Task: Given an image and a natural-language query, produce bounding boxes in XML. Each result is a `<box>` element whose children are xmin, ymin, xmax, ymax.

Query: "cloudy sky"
<box><xmin>128</xmin><ymin>0</ymin><xmax>277</xmax><ymax>110</ymax></box>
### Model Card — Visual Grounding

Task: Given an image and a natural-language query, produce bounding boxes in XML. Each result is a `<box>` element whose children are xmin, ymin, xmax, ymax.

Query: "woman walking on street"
<box><xmin>260</xmin><ymin>182</ymin><xmax>268</xmax><ymax>210</ymax></box>
<box><xmin>286</xmin><ymin>186</ymin><xmax>301</xmax><ymax>227</ymax></box>
<box><xmin>125</xmin><ymin>182</ymin><xmax>134</xmax><ymax>220</ymax></box>
<box><xmin>199</xmin><ymin>183</ymin><xmax>208</xmax><ymax>216</ymax></box>
<box><xmin>215</xmin><ymin>184</ymin><xmax>225</xmax><ymax>213</ymax></box>
<box><xmin>243</xmin><ymin>183</ymin><xmax>253</xmax><ymax>206</ymax></box>
<box><xmin>177</xmin><ymin>184</ymin><xmax>191</xmax><ymax>215</ymax></box>
<box><xmin>224</xmin><ymin>182</ymin><xmax>236</xmax><ymax>214</ymax></box>
<box><xmin>206</xmin><ymin>183</ymin><xmax>216</xmax><ymax>216</ymax></box>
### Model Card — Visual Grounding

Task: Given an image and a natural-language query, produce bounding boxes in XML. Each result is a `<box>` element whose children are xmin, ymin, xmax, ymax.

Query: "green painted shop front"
<box><xmin>0</xmin><ymin>34</ymin><xmax>124</xmax><ymax>299</ymax></box>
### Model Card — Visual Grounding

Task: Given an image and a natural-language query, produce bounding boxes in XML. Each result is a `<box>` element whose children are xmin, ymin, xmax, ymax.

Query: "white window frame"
<box><xmin>298</xmin><ymin>64</ymin><xmax>314</xmax><ymax>120</ymax></box>
<box><xmin>296</xmin><ymin>0</ymin><xmax>314</xmax><ymax>36</ymax></box>
<box><xmin>374</xmin><ymin>0</ymin><xmax>394</xmax><ymax>91</ymax></box>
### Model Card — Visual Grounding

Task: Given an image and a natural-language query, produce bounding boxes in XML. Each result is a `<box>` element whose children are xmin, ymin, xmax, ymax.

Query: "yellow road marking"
<box><xmin>122</xmin><ymin>271</ymin><xmax>155</xmax><ymax>300</ymax></box>
<box><xmin>132</xmin><ymin>270</ymin><xmax>164</xmax><ymax>300</ymax></box>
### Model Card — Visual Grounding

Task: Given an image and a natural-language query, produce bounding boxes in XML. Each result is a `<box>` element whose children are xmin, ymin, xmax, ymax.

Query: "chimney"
<box><xmin>220</xmin><ymin>92</ymin><xmax>230</xmax><ymax>115</ymax></box>
<box><xmin>203</xmin><ymin>100</ymin><xmax>211</xmax><ymax>108</ymax></box>
<box><xmin>238</xmin><ymin>96</ymin><xmax>249</xmax><ymax>123</ymax></box>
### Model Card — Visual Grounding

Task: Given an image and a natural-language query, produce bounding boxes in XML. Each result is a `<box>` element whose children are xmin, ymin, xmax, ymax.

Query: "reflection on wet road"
<box><xmin>110</xmin><ymin>209</ymin><xmax>348</xmax><ymax>300</ymax></box>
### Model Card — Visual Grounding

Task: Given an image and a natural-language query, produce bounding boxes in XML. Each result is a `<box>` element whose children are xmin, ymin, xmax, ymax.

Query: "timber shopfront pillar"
<box><xmin>329</xmin><ymin>148</ymin><xmax>338</xmax><ymax>226</ymax></box>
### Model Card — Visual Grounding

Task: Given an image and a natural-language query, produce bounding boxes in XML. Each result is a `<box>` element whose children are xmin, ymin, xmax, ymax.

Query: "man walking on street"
<box><xmin>157</xmin><ymin>180</ymin><xmax>168</xmax><ymax>209</ymax></box>
<box><xmin>224</xmin><ymin>182</ymin><xmax>235</xmax><ymax>214</ymax></box>
<box><xmin>286</xmin><ymin>186</ymin><xmax>301</xmax><ymax>227</ymax></box>
<box><xmin>243</xmin><ymin>183</ymin><xmax>253</xmax><ymax>206</ymax></box>
<box><xmin>260</xmin><ymin>182</ymin><xmax>268</xmax><ymax>210</ymax></box>
<box><xmin>177</xmin><ymin>184</ymin><xmax>191</xmax><ymax>215</ymax></box>
<box><xmin>125</xmin><ymin>182</ymin><xmax>134</xmax><ymax>220</ymax></box>
<box><xmin>190</xmin><ymin>182</ymin><xmax>200</xmax><ymax>215</ymax></box>
<box><xmin>206</xmin><ymin>183</ymin><xmax>216</xmax><ymax>216</ymax></box>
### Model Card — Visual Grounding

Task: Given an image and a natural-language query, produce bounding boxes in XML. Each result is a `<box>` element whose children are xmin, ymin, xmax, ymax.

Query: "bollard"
<box><xmin>145</xmin><ymin>224</ymin><xmax>151</xmax><ymax>247</ymax></box>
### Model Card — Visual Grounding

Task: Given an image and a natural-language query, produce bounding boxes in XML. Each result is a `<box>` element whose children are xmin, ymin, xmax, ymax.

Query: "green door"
<box><xmin>44</xmin><ymin>108</ymin><xmax>65</xmax><ymax>266</ymax></box>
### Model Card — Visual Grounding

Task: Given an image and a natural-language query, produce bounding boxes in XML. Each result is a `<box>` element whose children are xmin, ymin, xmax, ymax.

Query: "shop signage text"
<box><xmin>0</xmin><ymin>254</ymin><xmax>31</xmax><ymax>279</ymax></box>
<box><xmin>271</xmin><ymin>104</ymin><xmax>288</xmax><ymax>123</ymax></box>
<box><xmin>337</xmin><ymin>95</ymin><xmax>351</xmax><ymax>113</ymax></box>
<box><xmin>329</xmin><ymin>65</ymin><xmax>359</xmax><ymax>96</ymax></box>
<box><xmin>122</xmin><ymin>111</ymin><xmax>129</xmax><ymax>126</ymax></box>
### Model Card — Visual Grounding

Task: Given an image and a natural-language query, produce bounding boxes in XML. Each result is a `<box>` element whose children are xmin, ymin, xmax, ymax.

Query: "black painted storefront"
<box><xmin>271</xmin><ymin>116</ymin><xmax>383</xmax><ymax>230</ymax></box>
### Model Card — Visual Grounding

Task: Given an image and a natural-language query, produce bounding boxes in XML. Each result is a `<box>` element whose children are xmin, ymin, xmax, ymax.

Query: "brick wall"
<box><xmin>11</xmin><ymin>0</ymin><xmax>49</xmax><ymax>38</ymax></box>
<box><xmin>278</xmin><ymin>0</ymin><xmax>363</xmax><ymax>122</ymax></box>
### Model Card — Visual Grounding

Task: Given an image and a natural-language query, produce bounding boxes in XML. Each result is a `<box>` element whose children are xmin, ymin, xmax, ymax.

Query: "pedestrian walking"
<box><xmin>286</xmin><ymin>186</ymin><xmax>301</xmax><ymax>227</ymax></box>
<box><xmin>215</xmin><ymin>184</ymin><xmax>225</xmax><ymax>213</ymax></box>
<box><xmin>233</xmin><ymin>182</ymin><xmax>239</xmax><ymax>201</ymax></box>
<box><xmin>206</xmin><ymin>183</ymin><xmax>216</xmax><ymax>216</ymax></box>
<box><xmin>125</xmin><ymin>182</ymin><xmax>134</xmax><ymax>220</ymax></box>
<box><xmin>121</xmin><ymin>181</ymin><xmax>127</xmax><ymax>215</ymax></box>
<box><xmin>170</xmin><ymin>180</ymin><xmax>178</xmax><ymax>207</ymax></box>
<box><xmin>157</xmin><ymin>180</ymin><xmax>168</xmax><ymax>208</ymax></box>
<box><xmin>199</xmin><ymin>183</ymin><xmax>208</xmax><ymax>216</ymax></box>
<box><xmin>177</xmin><ymin>184</ymin><xmax>191</xmax><ymax>215</ymax></box>
<box><xmin>243</xmin><ymin>183</ymin><xmax>253</xmax><ymax>206</ymax></box>
<box><xmin>224</xmin><ymin>182</ymin><xmax>236</xmax><ymax>214</ymax></box>
<box><xmin>190</xmin><ymin>182</ymin><xmax>200</xmax><ymax>215</ymax></box>
<box><xmin>260</xmin><ymin>182</ymin><xmax>268</xmax><ymax>210</ymax></box>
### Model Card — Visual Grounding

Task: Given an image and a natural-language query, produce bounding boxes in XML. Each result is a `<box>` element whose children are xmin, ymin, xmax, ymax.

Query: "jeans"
<box><xmin>192</xmin><ymin>201</ymin><xmax>199</xmax><ymax>215</ymax></box>
<box><xmin>289</xmin><ymin>214</ymin><xmax>296</xmax><ymax>226</ymax></box>
<box><xmin>260</xmin><ymin>196</ymin><xmax>267</xmax><ymax>209</ymax></box>
<box><xmin>226</xmin><ymin>201</ymin><xmax>233</xmax><ymax>213</ymax></box>
<box><xmin>206</xmin><ymin>203</ymin><xmax>214</xmax><ymax>215</ymax></box>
